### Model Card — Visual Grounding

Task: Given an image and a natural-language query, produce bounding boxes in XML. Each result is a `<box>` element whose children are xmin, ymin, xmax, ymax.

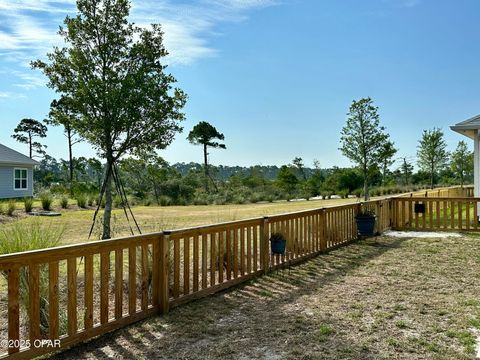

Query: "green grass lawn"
<box><xmin>49</xmin><ymin>233</ymin><xmax>480</xmax><ymax>359</ymax></box>
<box><xmin>3</xmin><ymin>197</ymin><xmax>368</xmax><ymax>245</ymax></box>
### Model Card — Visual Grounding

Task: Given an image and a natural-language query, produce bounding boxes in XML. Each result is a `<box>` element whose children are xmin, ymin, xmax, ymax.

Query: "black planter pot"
<box><xmin>355</xmin><ymin>215</ymin><xmax>376</xmax><ymax>236</ymax></box>
<box><xmin>270</xmin><ymin>238</ymin><xmax>287</xmax><ymax>255</ymax></box>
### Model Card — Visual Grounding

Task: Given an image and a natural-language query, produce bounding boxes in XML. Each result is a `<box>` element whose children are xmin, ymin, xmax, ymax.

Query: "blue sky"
<box><xmin>0</xmin><ymin>0</ymin><xmax>479</xmax><ymax>169</ymax></box>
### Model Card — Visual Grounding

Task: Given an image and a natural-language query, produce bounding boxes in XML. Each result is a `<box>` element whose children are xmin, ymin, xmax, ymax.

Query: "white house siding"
<box><xmin>0</xmin><ymin>164</ymin><xmax>34</xmax><ymax>199</ymax></box>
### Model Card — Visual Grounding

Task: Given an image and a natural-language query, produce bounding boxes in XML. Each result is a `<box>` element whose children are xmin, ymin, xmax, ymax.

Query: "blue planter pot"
<box><xmin>271</xmin><ymin>239</ymin><xmax>286</xmax><ymax>255</ymax></box>
<box><xmin>355</xmin><ymin>215</ymin><xmax>376</xmax><ymax>236</ymax></box>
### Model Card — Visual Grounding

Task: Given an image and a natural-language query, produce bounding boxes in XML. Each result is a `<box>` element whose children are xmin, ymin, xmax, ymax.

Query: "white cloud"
<box><xmin>0</xmin><ymin>91</ymin><xmax>26</xmax><ymax>100</ymax></box>
<box><xmin>0</xmin><ymin>0</ymin><xmax>275</xmax><ymax>68</ymax></box>
<box><xmin>12</xmin><ymin>71</ymin><xmax>46</xmax><ymax>89</ymax></box>
<box><xmin>0</xmin><ymin>0</ymin><xmax>74</xmax><ymax>13</ymax></box>
<box><xmin>0</xmin><ymin>0</ymin><xmax>276</xmax><ymax>90</ymax></box>
<box><xmin>131</xmin><ymin>0</ymin><xmax>277</xmax><ymax>64</ymax></box>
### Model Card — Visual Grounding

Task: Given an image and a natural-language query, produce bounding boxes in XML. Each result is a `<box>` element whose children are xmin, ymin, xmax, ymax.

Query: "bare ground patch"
<box><xmin>47</xmin><ymin>233</ymin><xmax>480</xmax><ymax>359</ymax></box>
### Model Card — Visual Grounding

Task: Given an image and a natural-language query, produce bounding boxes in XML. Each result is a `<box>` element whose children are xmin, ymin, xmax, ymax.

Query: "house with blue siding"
<box><xmin>0</xmin><ymin>143</ymin><xmax>38</xmax><ymax>199</ymax></box>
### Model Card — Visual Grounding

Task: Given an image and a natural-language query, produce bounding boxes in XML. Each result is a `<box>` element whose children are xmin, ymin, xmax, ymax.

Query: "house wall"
<box><xmin>0</xmin><ymin>165</ymin><xmax>34</xmax><ymax>199</ymax></box>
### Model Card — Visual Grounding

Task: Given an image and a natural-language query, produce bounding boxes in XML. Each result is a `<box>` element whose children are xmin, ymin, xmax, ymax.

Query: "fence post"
<box><xmin>152</xmin><ymin>234</ymin><xmax>160</xmax><ymax>309</ymax></box>
<box><xmin>389</xmin><ymin>199</ymin><xmax>394</xmax><ymax>229</ymax></box>
<box><xmin>355</xmin><ymin>203</ymin><xmax>362</xmax><ymax>238</ymax></box>
<box><xmin>159</xmin><ymin>232</ymin><xmax>170</xmax><ymax>314</ymax></box>
<box><xmin>260</xmin><ymin>217</ymin><xmax>269</xmax><ymax>274</ymax></box>
<box><xmin>319</xmin><ymin>209</ymin><xmax>326</xmax><ymax>252</ymax></box>
<box><xmin>375</xmin><ymin>200</ymin><xmax>381</xmax><ymax>233</ymax></box>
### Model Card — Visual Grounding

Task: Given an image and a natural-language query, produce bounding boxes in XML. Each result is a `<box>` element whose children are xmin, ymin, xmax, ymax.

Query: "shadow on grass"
<box><xmin>49</xmin><ymin>236</ymin><xmax>412</xmax><ymax>360</ymax></box>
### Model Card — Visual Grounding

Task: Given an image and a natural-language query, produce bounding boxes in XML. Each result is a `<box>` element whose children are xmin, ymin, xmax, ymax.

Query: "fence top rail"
<box><xmin>393</xmin><ymin>197</ymin><xmax>480</xmax><ymax>201</ymax></box>
<box><xmin>396</xmin><ymin>185</ymin><xmax>473</xmax><ymax>197</ymax></box>
<box><xmin>0</xmin><ymin>231</ymin><xmax>163</xmax><ymax>268</ymax></box>
<box><xmin>165</xmin><ymin>217</ymin><xmax>264</xmax><ymax>237</ymax></box>
<box><xmin>266</xmin><ymin>198</ymin><xmax>391</xmax><ymax>221</ymax></box>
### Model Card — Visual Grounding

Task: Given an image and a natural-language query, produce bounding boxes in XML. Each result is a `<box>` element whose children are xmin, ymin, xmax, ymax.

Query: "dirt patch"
<box><xmin>384</xmin><ymin>230</ymin><xmax>462</xmax><ymax>238</ymax></box>
<box><xmin>48</xmin><ymin>234</ymin><xmax>480</xmax><ymax>359</ymax></box>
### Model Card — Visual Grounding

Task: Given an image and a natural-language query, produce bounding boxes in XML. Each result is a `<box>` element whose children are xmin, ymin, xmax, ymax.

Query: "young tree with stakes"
<box><xmin>11</xmin><ymin>118</ymin><xmax>48</xmax><ymax>159</ymax></box>
<box><xmin>33</xmin><ymin>0</ymin><xmax>187</xmax><ymax>239</ymax></box>
<box><xmin>187</xmin><ymin>121</ymin><xmax>226</xmax><ymax>192</ymax></box>
<box><xmin>417</xmin><ymin>128</ymin><xmax>449</xmax><ymax>189</ymax></box>
<box><xmin>340</xmin><ymin>97</ymin><xmax>389</xmax><ymax>200</ymax></box>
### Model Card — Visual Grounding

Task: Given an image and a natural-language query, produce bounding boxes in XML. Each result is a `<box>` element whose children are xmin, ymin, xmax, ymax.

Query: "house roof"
<box><xmin>450</xmin><ymin>114</ymin><xmax>480</xmax><ymax>139</ymax></box>
<box><xmin>0</xmin><ymin>143</ymin><xmax>39</xmax><ymax>166</ymax></box>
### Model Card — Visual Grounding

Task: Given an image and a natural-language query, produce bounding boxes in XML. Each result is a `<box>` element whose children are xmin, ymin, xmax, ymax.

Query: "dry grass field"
<box><xmin>48</xmin><ymin>232</ymin><xmax>480</xmax><ymax>359</ymax></box>
<box><xmin>4</xmin><ymin>197</ymin><xmax>370</xmax><ymax>245</ymax></box>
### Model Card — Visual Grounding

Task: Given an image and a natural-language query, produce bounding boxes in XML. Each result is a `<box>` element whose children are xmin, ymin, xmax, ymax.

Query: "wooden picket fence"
<box><xmin>401</xmin><ymin>186</ymin><xmax>474</xmax><ymax>198</ymax></box>
<box><xmin>391</xmin><ymin>196</ymin><xmax>480</xmax><ymax>231</ymax></box>
<box><xmin>0</xmin><ymin>187</ymin><xmax>472</xmax><ymax>359</ymax></box>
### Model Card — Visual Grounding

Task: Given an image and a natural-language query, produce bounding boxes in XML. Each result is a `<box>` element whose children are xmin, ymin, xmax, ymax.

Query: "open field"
<box><xmin>48</xmin><ymin>232</ymin><xmax>480</xmax><ymax>359</ymax></box>
<box><xmin>3</xmin><ymin>197</ymin><xmax>374</xmax><ymax>245</ymax></box>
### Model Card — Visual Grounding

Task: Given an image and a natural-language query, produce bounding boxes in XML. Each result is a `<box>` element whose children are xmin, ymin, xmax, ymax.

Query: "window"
<box><xmin>14</xmin><ymin>168</ymin><xmax>28</xmax><ymax>190</ymax></box>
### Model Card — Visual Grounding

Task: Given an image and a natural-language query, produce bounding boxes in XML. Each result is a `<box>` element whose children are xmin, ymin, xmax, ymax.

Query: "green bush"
<box><xmin>6</xmin><ymin>199</ymin><xmax>16</xmax><ymax>216</ymax></box>
<box><xmin>0</xmin><ymin>202</ymin><xmax>4</xmax><ymax>215</ymax></box>
<box><xmin>23</xmin><ymin>197</ymin><xmax>33</xmax><ymax>213</ymax></box>
<box><xmin>352</xmin><ymin>189</ymin><xmax>362</xmax><ymax>198</ymax></box>
<box><xmin>177</xmin><ymin>198</ymin><xmax>188</xmax><ymax>206</ymax></box>
<box><xmin>213</xmin><ymin>196</ymin><xmax>227</xmax><ymax>205</ymax></box>
<box><xmin>127</xmin><ymin>196</ymin><xmax>137</xmax><ymax>207</ymax></box>
<box><xmin>87</xmin><ymin>194</ymin><xmax>96</xmax><ymax>207</ymax></box>
<box><xmin>40</xmin><ymin>192</ymin><xmax>53</xmax><ymax>211</ymax></box>
<box><xmin>0</xmin><ymin>221</ymin><xmax>64</xmax><ymax>335</ymax></box>
<box><xmin>60</xmin><ymin>196</ymin><xmax>69</xmax><ymax>209</ymax></box>
<box><xmin>76</xmin><ymin>194</ymin><xmax>87</xmax><ymax>208</ymax></box>
<box><xmin>113</xmin><ymin>195</ymin><xmax>123</xmax><ymax>208</ymax></box>
<box><xmin>193</xmin><ymin>195</ymin><xmax>209</xmax><ymax>206</ymax></box>
<box><xmin>159</xmin><ymin>196</ymin><xmax>172</xmax><ymax>206</ymax></box>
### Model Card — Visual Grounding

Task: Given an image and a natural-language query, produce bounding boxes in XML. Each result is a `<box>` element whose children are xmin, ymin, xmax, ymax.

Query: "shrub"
<box><xmin>352</xmin><ymin>189</ymin><xmax>362</xmax><ymax>198</ymax></box>
<box><xmin>23</xmin><ymin>197</ymin><xmax>33</xmax><ymax>213</ymax></box>
<box><xmin>127</xmin><ymin>196</ymin><xmax>137</xmax><ymax>207</ymax></box>
<box><xmin>60</xmin><ymin>196</ymin><xmax>69</xmax><ymax>209</ymax></box>
<box><xmin>87</xmin><ymin>194</ymin><xmax>95</xmax><ymax>207</ymax></box>
<box><xmin>193</xmin><ymin>195</ymin><xmax>209</xmax><ymax>206</ymax></box>
<box><xmin>143</xmin><ymin>198</ymin><xmax>152</xmax><ymax>206</ymax></box>
<box><xmin>0</xmin><ymin>202</ymin><xmax>4</xmax><ymax>215</ymax></box>
<box><xmin>177</xmin><ymin>198</ymin><xmax>188</xmax><ymax>206</ymax></box>
<box><xmin>113</xmin><ymin>195</ymin><xmax>123</xmax><ymax>208</ymax></box>
<box><xmin>159</xmin><ymin>196</ymin><xmax>172</xmax><ymax>206</ymax></box>
<box><xmin>213</xmin><ymin>196</ymin><xmax>227</xmax><ymax>205</ymax></box>
<box><xmin>49</xmin><ymin>184</ymin><xmax>69</xmax><ymax>194</ymax></box>
<box><xmin>6</xmin><ymin>200</ymin><xmax>16</xmax><ymax>216</ymax></box>
<box><xmin>40</xmin><ymin>192</ymin><xmax>53</xmax><ymax>211</ymax></box>
<box><xmin>76</xmin><ymin>194</ymin><xmax>87</xmax><ymax>208</ymax></box>
<box><xmin>0</xmin><ymin>221</ymin><xmax>64</xmax><ymax>335</ymax></box>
